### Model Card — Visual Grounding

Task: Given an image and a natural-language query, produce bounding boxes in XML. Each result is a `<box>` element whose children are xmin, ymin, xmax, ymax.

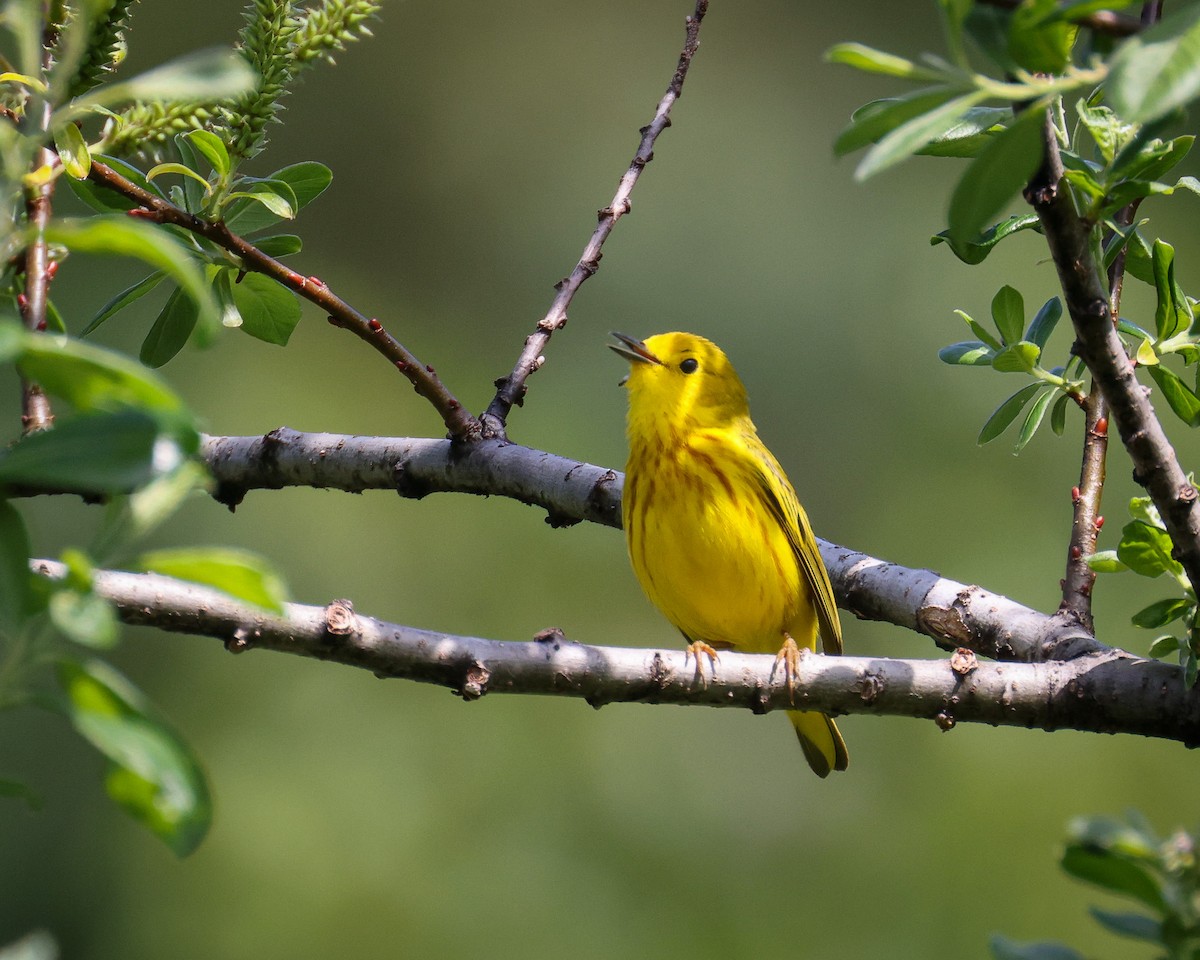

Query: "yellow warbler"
<box><xmin>610</xmin><ymin>331</ymin><xmax>847</xmax><ymax>777</ymax></box>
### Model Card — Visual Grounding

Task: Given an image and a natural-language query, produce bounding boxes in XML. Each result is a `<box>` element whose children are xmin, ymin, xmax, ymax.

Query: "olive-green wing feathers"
<box><xmin>747</xmin><ymin>438</ymin><xmax>843</xmax><ymax>656</ymax></box>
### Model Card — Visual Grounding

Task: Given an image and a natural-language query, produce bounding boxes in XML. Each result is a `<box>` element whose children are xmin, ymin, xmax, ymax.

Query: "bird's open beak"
<box><xmin>608</xmin><ymin>332</ymin><xmax>662</xmax><ymax>366</ymax></box>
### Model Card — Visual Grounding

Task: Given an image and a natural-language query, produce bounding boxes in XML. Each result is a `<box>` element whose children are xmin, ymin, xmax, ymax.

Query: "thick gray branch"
<box><xmin>201</xmin><ymin>429</ymin><xmax>1101</xmax><ymax>663</ymax></box>
<box><xmin>31</xmin><ymin>560</ymin><xmax>1200</xmax><ymax>744</ymax></box>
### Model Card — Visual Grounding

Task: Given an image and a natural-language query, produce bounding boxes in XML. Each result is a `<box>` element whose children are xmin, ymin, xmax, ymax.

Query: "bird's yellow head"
<box><xmin>609</xmin><ymin>331</ymin><xmax>750</xmax><ymax>436</ymax></box>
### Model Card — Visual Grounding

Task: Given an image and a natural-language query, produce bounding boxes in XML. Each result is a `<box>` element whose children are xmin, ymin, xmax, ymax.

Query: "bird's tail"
<box><xmin>789</xmin><ymin>710</ymin><xmax>848</xmax><ymax>778</ymax></box>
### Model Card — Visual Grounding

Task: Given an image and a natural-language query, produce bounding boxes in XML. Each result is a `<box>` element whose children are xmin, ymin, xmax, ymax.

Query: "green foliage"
<box><xmin>993</xmin><ymin>813</ymin><xmax>1200</xmax><ymax>960</ymax></box>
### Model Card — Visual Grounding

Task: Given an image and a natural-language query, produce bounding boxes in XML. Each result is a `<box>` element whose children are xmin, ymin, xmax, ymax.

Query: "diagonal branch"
<box><xmin>480</xmin><ymin>0</ymin><xmax>709</xmax><ymax>438</ymax></box>
<box><xmin>1027</xmin><ymin>111</ymin><xmax>1200</xmax><ymax>593</ymax></box>
<box><xmin>31</xmin><ymin>559</ymin><xmax>1198</xmax><ymax>744</ymax></box>
<box><xmin>85</xmin><ymin>159</ymin><xmax>477</xmax><ymax>440</ymax></box>
<box><xmin>200</xmin><ymin>429</ymin><xmax>1102</xmax><ymax>663</ymax></box>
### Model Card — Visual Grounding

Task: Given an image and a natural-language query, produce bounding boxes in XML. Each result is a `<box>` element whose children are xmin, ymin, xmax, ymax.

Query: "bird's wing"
<box><xmin>745</xmin><ymin>434</ymin><xmax>843</xmax><ymax>657</ymax></box>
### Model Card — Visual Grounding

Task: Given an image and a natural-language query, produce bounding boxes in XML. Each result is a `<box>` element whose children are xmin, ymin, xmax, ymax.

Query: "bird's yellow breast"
<box><xmin>623</xmin><ymin>430</ymin><xmax>811</xmax><ymax>653</ymax></box>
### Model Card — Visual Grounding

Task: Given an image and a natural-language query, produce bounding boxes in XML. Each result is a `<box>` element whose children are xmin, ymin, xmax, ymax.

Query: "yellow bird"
<box><xmin>610</xmin><ymin>331</ymin><xmax>847</xmax><ymax>777</ymax></box>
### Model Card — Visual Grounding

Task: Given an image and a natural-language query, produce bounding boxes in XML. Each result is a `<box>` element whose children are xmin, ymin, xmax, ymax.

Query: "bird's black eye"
<box><xmin>680</xmin><ymin>358</ymin><xmax>699</xmax><ymax>374</ymax></box>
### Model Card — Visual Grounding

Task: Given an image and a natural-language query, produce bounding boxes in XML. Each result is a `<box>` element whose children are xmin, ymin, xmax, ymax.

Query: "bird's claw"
<box><xmin>772</xmin><ymin>635</ymin><xmax>807</xmax><ymax>704</ymax></box>
<box><xmin>685</xmin><ymin>641</ymin><xmax>721</xmax><ymax>687</ymax></box>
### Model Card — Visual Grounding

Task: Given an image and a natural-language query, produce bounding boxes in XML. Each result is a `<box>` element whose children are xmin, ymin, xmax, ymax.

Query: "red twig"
<box><xmin>86</xmin><ymin>159</ymin><xmax>478</xmax><ymax>440</ymax></box>
<box><xmin>480</xmin><ymin>0</ymin><xmax>710</xmax><ymax>439</ymax></box>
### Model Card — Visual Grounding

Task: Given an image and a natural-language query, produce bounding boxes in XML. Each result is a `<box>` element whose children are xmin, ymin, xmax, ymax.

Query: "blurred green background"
<box><xmin>4</xmin><ymin>1</ymin><xmax>1200</xmax><ymax>957</ymax></box>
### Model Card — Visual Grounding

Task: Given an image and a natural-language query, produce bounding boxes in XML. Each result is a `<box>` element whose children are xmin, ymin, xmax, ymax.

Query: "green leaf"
<box><xmin>989</xmin><ymin>935</ymin><xmax>1084</xmax><ymax>960</ymax></box>
<box><xmin>183</xmin><ymin>130</ymin><xmax>231</xmax><ymax>179</ymax></box>
<box><xmin>230</xmin><ymin>272</ymin><xmax>301</xmax><ymax>347</ymax></box>
<box><xmin>1118</xmin><ymin>519</ymin><xmax>1184</xmax><ymax>579</ymax></box>
<box><xmin>1131</xmin><ymin>597</ymin><xmax>1193</xmax><ymax>628</ymax></box>
<box><xmin>1124</xmin><ymin>229</ymin><xmax>1156</xmax><ymax>285</ymax></box>
<box><xmin>1108</xmin><ymin>3</ymin><xmax>1200</xmax><ymax>123</ymax></box>
<box><xmin>1110</xmin><ymin>133</ymin><xmax>1194</xmax><ymax>185</ymax></box>
<box><xmin>1076</xmin><ymin>99</ymin><xmax>1137</xmax><ymax>164</ymax></box>
<box><xmin>145</xmin><ymin>162</ymin><xmax>212</xmax><ymax>195</ymax></box>
<box><xmin>824</xmin><ymin>43</ymin><xmax>947</xmax><ymax>81</ymax></box>
<box><xmin>1149</xmin><ymin>634</ymin><xmax>1181</xmax><ymax>657</ymax></box>
<box><xmin>252</xmin><ymin>234</ymin><xmax>302</xmax><ymax>258</ymax></box>
<box><xmin>955</xmin><ymin>309</ymin><xmax>1003</xmax><ymax>350</ymax></box>
<box><xmin>1025</xmin><ymin>297</ymin><xmax>1061</xmax><ymax>349</ymax></box>
<box><xmin>1128</xmin><ymin>494</ymin><xmax>1162</xmax><ymax>528</ymax></box>
<box><xmin>1088</xmin><ymin>908</ymin><xmax>1162</xmax><ymax>943</ymax></box>
<box><xmin>1186</xmin><ymin>650</ymin><xmax>1198</xmax><ymax>686</ymax></box>
<box><xmin>49</xmin><ymin>587</ymin><xmax>119</xmax><ymax>649</ymax></box>
<box><xmin>16</xmin><ymin>326</ymin><xmax>187</xmax><ymax>415</ymax></box>
<box><xmin>223</xmin><ymin>161</ymin><xmax>332</xmax><ymax>234</ymax></box>
<box><xmin>136</xmin><ymin>547</ymin><xmax>288</xmax><ymax>614</ymax></box>
<box><xmin>0</xmin><ymin>499</ymin><xmax>33</xmax><ymax>628</ymax></box>
<box><xmin>141</xmin><ymin>287</ymin><xmax>199</xmax><ymax>368</ymax></box>
<box><xmin>1150</xmin><ymin>240</ymin><xmax>1192</xmax><ymax>341</ymax></box>
<box><xmin>172</xmin><ymin>133</ymin><xmax>207</xmax><ymax>216</ymax></box>
<box><xmin>65</xmin><ymin>155</ymin><xmax>165</xmax><ymax>213</ymax></box>
<box><xmin>65</xmin><ymin>48</ymin><xmax>256</xmax><ymax>119</ymax></box>
<box><xmin>991</xmin><ymin>341</ymin><xmax>1041</xmax><ymax>373</ymax></box>
<box><xmin>44</xmin><ymin>218</ymin><xmax>217</xmax><ymax>332</ymax></box>
<box><xmin>1147</xmin><ymin>364</ymin><xmax>1200</xmax><ymax>426</ymax></box>
<box><xmin>1050</xmin><ymin>392</ymin><xmax>1069</xmax><ymax>435</ymax></box>
<box><xmin>948</xmin><ymin>107</ymin><xmax>1045</xmax><ymax>244</ymax></box>
<box><xmin>1014</xmin><ymin>388</ymin><xmax>1053</xmax><ymax>453</ymax></box>
<box><xmin>224</xmin><ymin>178</ymin><xmax>297</xmax><ymax>221</ymax></box>
<box><xmin>916</xmin><ymin>106</ymin><xmax>1011</xmax><ymax>158</ymax></box>
<box><xmin>1061</xmin><ymin>844</ymin><xmax>1166</xmax><ymax>911</ymax></box>
<box><xmin>939</xmin><ymin>340</ymin><xmax>995</xmax><ymax>365</ymax></box>
<box><xmin>81</xmin><ymin>272</ymin><xmax>166</xmax><ymax>337</ymax></box>
<box><xmin>1008</xmin><ymin>0</ymin><xmax>1075</xmax><ymax>74</ymax></box>
<box><xmin>930</xmin><ymin>213</ymin><xmax>1041</xmax><ymax>264</ymax></box>
<box><xmin>979</xmin><ymin>382</ymin><xmax>1042</xmax><ymax>444</ymax></box>
<box><xmin>0</xmin><ymin>411</ymin><xmax>162</xmax><ymax>493</ymax></box>
<box><xmin>53</xmin><ymin>120</ymin><xmax>90</xmax><ymax>179</ymax></box>
<box><xmin>991</xmin><ymin>285</ymin><xmax>1025</xmax><ymax>344</ymax></box>
<box><xmin>56</xmin><ymin>658</ymin><xmax>211</xmax><ymax>856</ymax></box>
<box><xmin>855</xmin><ymin>89</ymin><xmax>989</xmax><ymax>181</ymax></box>
<box><xmin>1086</xmin><ymin>549</ymin><xmax>1127</xmax><ymax>573</ymax></box>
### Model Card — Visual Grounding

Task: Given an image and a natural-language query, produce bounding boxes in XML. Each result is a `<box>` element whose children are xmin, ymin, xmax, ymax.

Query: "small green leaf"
<box><xmin>1076</xmin><ymin>99</ymin><xmax>1137</xmax><ymax>163</ymax></box>
<box><xmin>1008</xmin><ymin>0</ymin><xmax>1075</xmax><ymax>74</ymax></box>
<box><xmin>991</xmin><ymin>285</ymin><xmax>1025</xmax><ymax>344</ymax></box>
<box><xmin>53</xmin><ymin>121</ymin><xmax>90</xmax><ymax>179</ymax></box>
<box><xmin>1147</xmin><ymin>364</ymin><xmax>1200</xmax><ymax>426</ymax></box>
<box><xmin>989</xmin><ymin>935</ymin><xmax>1084</xmax><ymax>960</ymax></box>
<box><xmin>1014</xmin><ymin>388</ymin><xmax>1053</xmax><ymax>453</ymax></box>
<box><xmin>0</xmin><ymin>499</ymin><xmax>33</xmax><ymax>627</ymax></box>
<box><xmin>136</xmin><ymin>547</ymin><xmax>288</xmax><ymax>614</ymax></box>
<box><xmin>1131</xmin><ymin>597</ymin><xmax>1193</xmax><ymax>628</ymax></box>
<box><xmin>948</xmin><ymin>107</ymin><xmax>1045</xmax><ymax>244</ymax></box>
<box><xmin>955</xmin><ymin>309</ymin><xmax>1003</xmax><ymax>350</ymax></box>
<box><xmin>56</xmin><ymin>658</ymin><xmax>211</xmax><ymax>856</ymax></box>
<box><xmin>145</xmin><ymin>162</ymin><xmax>212</xmax><ymax>195</ymax></box>
<box><xmin>1118</xmin><ymin>519</ymin><xmax>1184</xmax><ymax>579</ymax></box>
<box><xmin>1149</xmin><ymin>634</ymin><xmax>1181</xmax><ymax>657</ymax></box>
<box><xmin>183</xmin><ymin>130</ymin><xmax>231</xmax><ymax>179</ymax></box>
<box><xmin>172</xmin><ymin>133</ymin><xmax>207</xmax><ymax>216</ymax></box>
<box><xmin>991</xmin><ymin>341</ymin><xmax>1041</xmax><ymax>373</ymax></box>
<box><xmin>1050</xmin><ymin>392</ymin><xmax>1070</xmax><ymax>435</ymax></box>
<box><xmin>979</xmin><ymin>382</ymin><xmax>1042</xmax><ymax>444</ymax></box>
<box><xmin>66</xmin><ymin>155</ymin><xmax>165</xmax><ymax>213</ymax></box>
<box><xmin>1061</xmin><ymin>844</ymin><xmax>1166</xmax><ymax>910</ymax></box>
<box><xmin>1108</xmin><ymin>3</ymin><xmax>1200</xmax><ymax>123</ymax></box>
<box><xmin>824</xmin><ymin>43</ymin><xmax>947</xmax><ymax>81</ymax></box>
<box><xmin>223</xmin><ymin>161</ymin><xmax>332</xmax><ymax>234</ymax></box>
<box><xmin>230</xmin><ymin>272</ymin><xmax>301</xmax><ymax>347</ymax></box>
<box><xmin>1086</xmin><ymin>549</ymin><xmax>1127</xmax><ymax>573</ymax></box>
<box><xmin>253</xmin><ymin>234</ymin><xmax>302</xmax><ymax>258</ymax></box>
<box><xmin>0</xmin><ymin>411</ymin><xmax>162</xmax><ymax>493</ymax></box>
<box><xmin>81</xmin><ymin>272</ymin><xmax>166</xmax><ymax>337</ymax></box>
<box><xmin>224</xmin><ymin>178</ymin><xmax>296</xmax><ymax>221</ymax></box>
<box><xmin>856</xmin><ymin>89</ymin><xmax>989</xmax><ymax>181</ymax></box>
<box><xmin>1151</xmin><ymin>239</ymin><xmax>1189</xmax><ymax>340</ymax></box>
<box><xmin>44</xmin><ymin>218</ymin><xmax>217</xmax><ymax>332</ymax></box>
<box><xmin>916</xmin><ymin>106</ymin><xmax>1011</xmax><ymax>158</ymax></box>
<box><xmin>930</xmin><ymin>213</ymin><xmax>1041</xmax><ymax>264</ymax></box>
<box><xmin>16</xmin><ymin>326</ymin><xmax>187</xmax><ymax>415</ymax></box>
<box><xmin>49</xmin><ymin>588</ymin><xmax>119</xmax><ymax>649</ymax></box>
<box><xmin>1025</xmin><ymin>298</ymin><xmax>1062</xmax><ymax>349</ymax></box>
<box><xmin>939</xmin><ymin>340</ymin><xmax>995</xmax><ymax>365</ymax></box>
<box><xmin>141</xmin><ymin>287</ymin><xmax>199</xmax><ymax>368</ymax></box>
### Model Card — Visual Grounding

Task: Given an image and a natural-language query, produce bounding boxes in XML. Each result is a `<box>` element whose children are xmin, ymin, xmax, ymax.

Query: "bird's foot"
<box><xmin>771</xmin><ymin>634</ymin><xmax>808</xmax><ymax>703</ymax></box>
<box><xmin>685</xmin><ymin>641</ymin><xmax>721</xmax><ymax>687</ymax></box>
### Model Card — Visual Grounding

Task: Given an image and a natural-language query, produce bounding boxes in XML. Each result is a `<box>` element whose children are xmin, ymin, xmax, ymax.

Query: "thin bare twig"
<box><xmin>1027</xmin><ymin>113</ymin><xmax>1200</xmax><ymax>594</ymax></box>
<box><xmin>199</xmin><ymin>429</ymin><xmax>1102</xmax><ymax>663</ymax></box>
<box><xmin>480</xmin><ymin>0</ymin><xmax>710</xmax><ymax>438</ymax></box>
<box><xmin>30</xmin><ymin>559</ymin><xmax>1197</xmax><ymax>743</ymax></box>
<box><xmin>85</xmin><ymin>159</ymin><xmax>478</xmax><ymax>440</ymax></box>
